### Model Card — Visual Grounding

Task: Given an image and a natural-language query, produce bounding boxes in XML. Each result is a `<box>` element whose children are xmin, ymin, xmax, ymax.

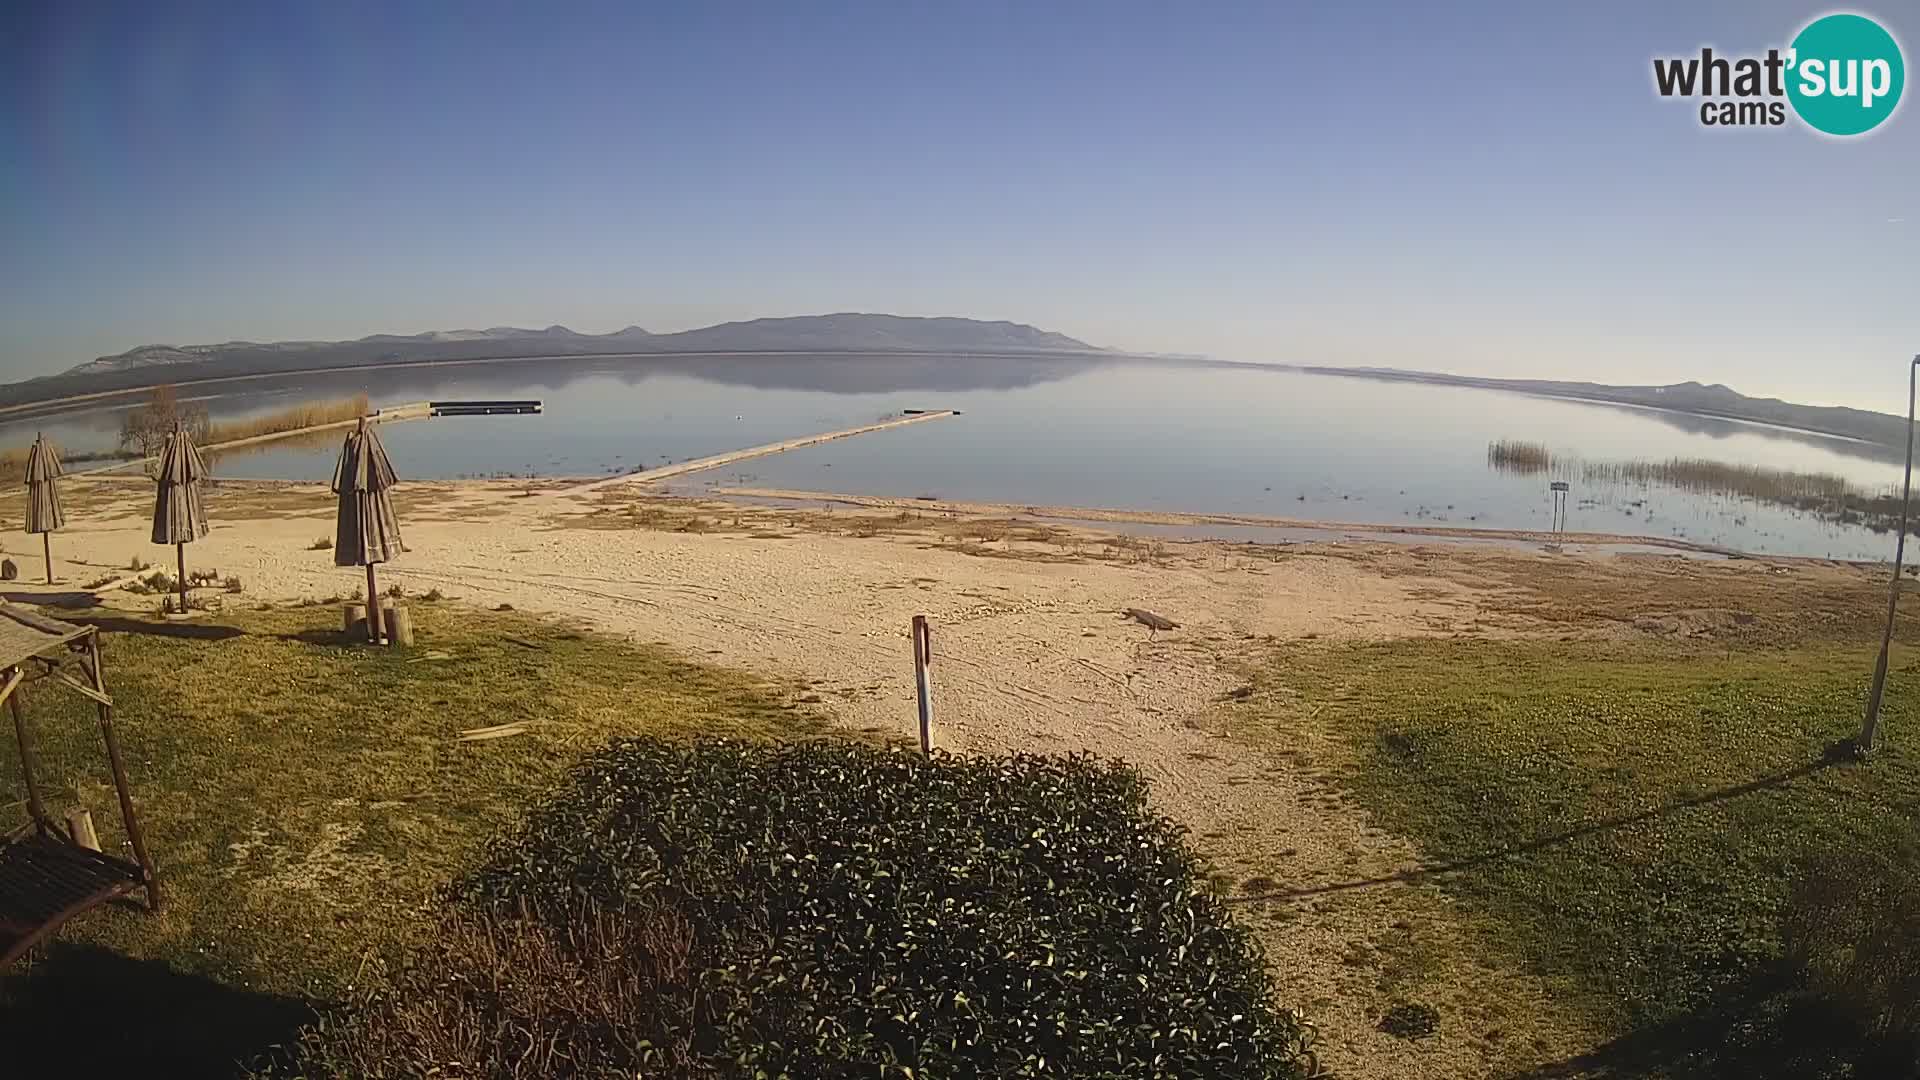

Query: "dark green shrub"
<box><xmin>267</xmin><ymin>739</ymin><xmax>1319</xmax><ymax>1078</ymax></box>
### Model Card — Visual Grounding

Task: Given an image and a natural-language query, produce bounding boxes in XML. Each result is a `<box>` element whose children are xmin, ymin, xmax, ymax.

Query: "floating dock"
<box><xmin>430</xmin><ymin>399</ymin><xmax>543</xmax><ymax>416</ymax></box>
<box><xmin>576</xmin><ymin>409</ymin><xmax>960</xmax><ymax>491</ymax></box>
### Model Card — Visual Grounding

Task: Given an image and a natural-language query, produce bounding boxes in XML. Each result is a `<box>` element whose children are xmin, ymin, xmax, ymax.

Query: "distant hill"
<box><xmin>58</xmin><ymin>324</ymin><xmax>657</xmax><ymax>379</ymax></box>
<box><xmin>3</xmin><ymin>314</ymin><xmax>1099</xmax><ymax>407</ymax></box>
<box><xmin>1298</xmin><ymin>367</ymin><xmax>1912</xmax><ymax>451</ymax></box>
<box><xmin>646</xmin><ymin>314</ymin><xmax>1090</xmax><ymax>355</ymax></box>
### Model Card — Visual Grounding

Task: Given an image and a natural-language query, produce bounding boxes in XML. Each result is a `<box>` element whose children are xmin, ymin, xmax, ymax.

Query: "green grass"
<box><xmin>1</xmin><ymin>603</ymin><xmax>823</xmax><ymax>1002</ymax></box>
<box><xmin>1239</xmin><ymin>639</ymin><xmax>1920</xmax><ymax>1039</ymax></box>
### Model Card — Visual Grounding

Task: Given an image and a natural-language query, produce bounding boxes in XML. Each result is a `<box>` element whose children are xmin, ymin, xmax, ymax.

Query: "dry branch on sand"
<box><xmin>1123</xmin><ymin>607</ymin><xmax>1180</xmax><ymax>633</ymax></box>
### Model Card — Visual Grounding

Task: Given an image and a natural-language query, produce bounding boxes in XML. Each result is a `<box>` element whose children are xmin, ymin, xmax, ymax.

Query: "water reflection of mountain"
<box><xmin>1287</xmin><ymin>363</ymin><xmax>1911</xmax><ymax>467</ymax></box>
<box><xmin>24</xmin><ymin>353</ymin><xmax>1106</xmax><ymax>420</ymax></box>
<box><xmin>1592</xmin><ymin>399</ymin><xmax>1908</xmax><ymax>467</ymax></box>
<box><xmin>604</xmin><ymin>353</ymin><xmax>1103</xmax><ymax>395</ymax></box>
<box><xmin>1145</xmin><ymin>357</ymin><xmax>1913</xmax><ymax>470</ymax></box>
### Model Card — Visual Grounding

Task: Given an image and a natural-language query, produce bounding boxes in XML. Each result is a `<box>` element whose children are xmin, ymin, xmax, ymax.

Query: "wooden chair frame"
<box><xmin>1</xmin><ymin>609</ymin><xmax>161</xmax><ymax>968</ymax></box>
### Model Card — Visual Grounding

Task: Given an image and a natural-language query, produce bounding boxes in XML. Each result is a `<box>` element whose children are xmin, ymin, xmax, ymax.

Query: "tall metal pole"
<box><xmin>1861</xmin><ymin>355</ymin><xmax>1920</xmax><ymax>753</ymax></box>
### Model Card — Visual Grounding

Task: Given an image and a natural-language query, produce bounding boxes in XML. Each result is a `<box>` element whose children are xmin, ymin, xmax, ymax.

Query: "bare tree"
<box><xmin>118</xmin><ymin>385</ymin><xmax>209</xmax><ymax>460</ymax></box>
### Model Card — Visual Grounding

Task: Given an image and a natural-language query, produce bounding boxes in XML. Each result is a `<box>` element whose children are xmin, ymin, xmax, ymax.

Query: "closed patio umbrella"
<box><xmin>150</xmin><ymin>423</ymin><xmax>208</xmax><ymax>614</ymax></box>
<box><xmin>332</xmin><ymin>417</ymin><xmax>404</xmax><ymax>643</ymax></box>
<box><xmin>22</xmin><ymin>433</ymin><xmax>65</xmax><ymax>584</ymax></box>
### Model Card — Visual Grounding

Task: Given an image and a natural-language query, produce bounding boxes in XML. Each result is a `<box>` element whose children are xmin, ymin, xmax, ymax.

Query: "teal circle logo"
<box><xmin>1786</xmin><ymin>13</ymin><xmax>1905</xmax><ymax>136</ymax></box>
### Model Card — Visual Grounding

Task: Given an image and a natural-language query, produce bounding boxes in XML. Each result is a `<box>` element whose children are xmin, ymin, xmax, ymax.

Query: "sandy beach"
<box><xmin>0</xmin><ymin>473</ymin><xmax>1894</xmax><ymax>1077</ymax></box>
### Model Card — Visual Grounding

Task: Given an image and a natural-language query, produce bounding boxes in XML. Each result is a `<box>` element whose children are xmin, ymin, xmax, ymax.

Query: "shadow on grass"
<box><xmin>74</xmin><ymin>615</ymin><xmax>248</xmax><ymax>642</ymax></box>
<box><xmin>1506</xmin><ymin>974</ymin><xmax>1908</xmax><ymax>1080</ymax></box>
<box><xmin>272</xmin><ymin>628</ymin><xmax>364</xmax><ymax>647</ymax></box>
<box><xmin>0</xmin><ymin>590</ymin><xmax>108</xmax><ymax>610</ymax></box>
<box><xmin>1232</xmin><ymin>752</ymin><xmax>1845</xmax><ymax>904</ymax></box>
<box><xmin>0</xmin><ymin>943</ymin><xmax>315</xmax><ymax>1077</ymax></box>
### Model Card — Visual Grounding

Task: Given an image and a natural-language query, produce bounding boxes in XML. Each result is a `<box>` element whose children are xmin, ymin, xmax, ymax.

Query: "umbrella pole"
<box><xmin>176</xmin><ymin>542</ymin><xmax>187</xmax><ymax>614</ymax></box>
<box><xmin>366</xmin><ymin>563</ymin><xmax>384</xmax><ymax>645</ymax></box>
<box><xmin>42</xmin><ymin>533</ymin><xmax>52</xmax><ymax>585</ymax></box>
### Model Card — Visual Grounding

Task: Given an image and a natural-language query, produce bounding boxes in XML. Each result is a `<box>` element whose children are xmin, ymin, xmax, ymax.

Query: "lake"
<box><xmin>3</xmin><ymin>354</ymin><xmax>1908</xmax><ymax>561</ymax></box>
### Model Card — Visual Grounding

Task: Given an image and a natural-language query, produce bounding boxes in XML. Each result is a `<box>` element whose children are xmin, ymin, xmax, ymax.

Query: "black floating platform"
<box><xmin>429</xmin><ymin>399</ymin><xmax>543</xmax><ymax>416</ymax></box>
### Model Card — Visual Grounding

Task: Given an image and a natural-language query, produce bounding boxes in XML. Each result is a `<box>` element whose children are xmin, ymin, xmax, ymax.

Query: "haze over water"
<box><xmin>3</xmin><ymin>355</ymin><xmax>1906</xmax><ymax>561</ymax></box>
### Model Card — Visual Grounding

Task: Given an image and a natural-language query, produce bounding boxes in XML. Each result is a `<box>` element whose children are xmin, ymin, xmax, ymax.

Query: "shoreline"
<box><xmin>14</xmin><ymin>378</ymin><xmax>1892</xmax><ymax>563</ymax></box>
<box><xmin>50</xmin><ymin>467</ymin><xmax>1789</xmax><ymax>563</ymax></box>
<box><xmin>93</xmin><ymin>468</ymin><xmax>1844</xmax><ymax>564</ymax></box>
<box><xmin>700</xmin><ymin>485</ymin><xmax>1771</xmax><ymax>560</ymax></box>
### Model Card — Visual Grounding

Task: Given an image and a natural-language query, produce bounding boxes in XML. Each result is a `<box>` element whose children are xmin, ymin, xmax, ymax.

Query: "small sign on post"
<box><xmin>912</xmin><ymin>615</ymin><xmax>934</xmax><ymax>755</ymax></box>
<box><xmin>1549</xmin><ymin>481</ymin><xmax>1571</xmax><ymax>534</ymax></box>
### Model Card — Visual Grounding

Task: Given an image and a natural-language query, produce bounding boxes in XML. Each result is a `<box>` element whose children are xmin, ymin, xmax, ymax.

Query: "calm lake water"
<box><xmin>4</xmin><ymin>354</ymin><xmax>1908</xmax><ymax>561</ymax></box>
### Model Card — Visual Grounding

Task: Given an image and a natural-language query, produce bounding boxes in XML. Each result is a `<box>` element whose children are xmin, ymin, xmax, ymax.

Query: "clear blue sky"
<box><xmin>2</xmin><ymin>1</ymin><xmax>1914</xmax><ymax>409</ymax></box>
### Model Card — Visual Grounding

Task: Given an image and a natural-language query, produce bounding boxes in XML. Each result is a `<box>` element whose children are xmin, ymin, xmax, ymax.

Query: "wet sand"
<box><xmin>703</xmin><ymin>484</ymin><xmax>1751</xmax><ymax>558</ymax></box>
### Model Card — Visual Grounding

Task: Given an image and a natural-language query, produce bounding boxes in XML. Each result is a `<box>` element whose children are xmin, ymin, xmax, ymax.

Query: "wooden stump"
<box><xmin>387</xmin><ymin>605</ymin><xmax>414</xmax><ymax>647</ymax></box>
<box><xmin>66</xmin><ymin>808</ymin><xmax>100</xmax><ymax>852</ymax></box>
<box><xmin>344</xmin><ymin>603</ymin><xmax>367</xmax><ymax>639</ymax></box>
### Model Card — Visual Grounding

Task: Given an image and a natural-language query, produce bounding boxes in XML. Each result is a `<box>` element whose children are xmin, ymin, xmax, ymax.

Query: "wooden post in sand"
<box><xmin>365</xmin><ymin>565</ymin><xmax>385</xmax><ymax>645</ymax></box>
<box><xmin>344</xmin><ymin>603</ymin><xmax>367</xmax><ymax>638</ymax></box>
<box><xmin>912</xmin><ymin>615</ymin><xmax>934</xmax><ymax>755</ymax></box>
